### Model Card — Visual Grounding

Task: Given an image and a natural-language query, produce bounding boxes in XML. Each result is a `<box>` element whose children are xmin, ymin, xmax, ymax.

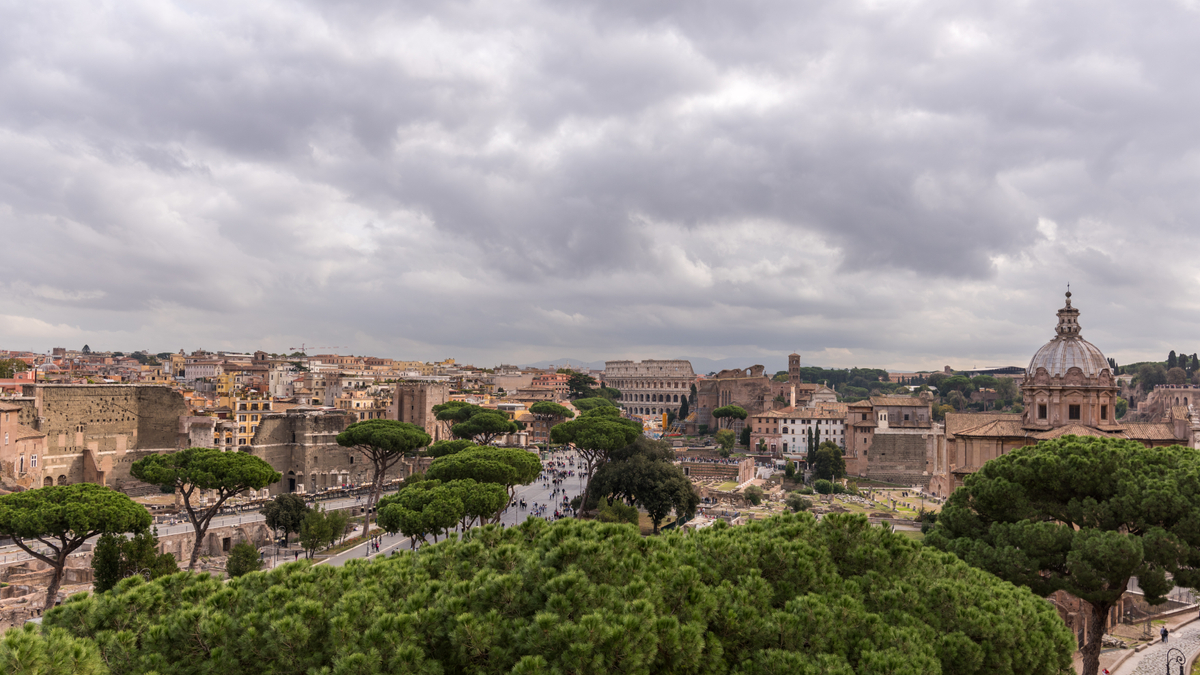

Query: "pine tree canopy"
<box><xmin>44</xmin><ymin>514</ymin><xmax>1073</xmax><ymax>675</ymax></box>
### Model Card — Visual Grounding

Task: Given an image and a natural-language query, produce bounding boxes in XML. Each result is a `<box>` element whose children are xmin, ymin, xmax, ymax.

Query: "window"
<box><xmin>904</xmin><ymin>414</ymin><xmax>910</xmax><ymax>421</ymax></box>
<box><xmin>1038</xmin><ymin>404</ymin><xmax>1047</xmax><ymax>419</ymax></box>
<box><xmin>239</xmin><ymin>426</ymin><xmax>247</xmax><ymax>434</ymax></box>
<box><xmin>238</xmin><ymin>415</ymin><xmax>246</xmax><ymax>422</ymax></box>
<box><xmin>349</xmin><ymin>456</ymin><xmax>354</xmax><ymax>464</ymax></box>
<box><xmin>1069</xmin><ymin>404</ymin><xmax>1080</xmax><ymax>420</ymax></box>
<box><xmin>31</xmin><ymin>454</ymin><xmax>37</xmax><ymax>468</ymax></box>
<box><xmin>1101</xmin><ymin>405</ymin><xmax>1108</xmax><ymax>420</ymax></box>
<box><xmin>239</xmin><ymin>438</ymin><xmax>246</xmax><ymax>445</ymax></box>
<box><xmin>251</xmin><ymin>415</ymin><xmax>259</xmax><ymax>422</ymax></box>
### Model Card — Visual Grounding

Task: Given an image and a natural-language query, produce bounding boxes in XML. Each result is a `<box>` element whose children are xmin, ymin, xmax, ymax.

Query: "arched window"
<box><xmin>673</xmin><ymin>394</ymin><xmax>679</xmax><ymax>402</ymax></box>
<box><xmin>42</xmin><ymin>475</ymin><xmax>52</xmax><ymax>487</ymax></box>
<box><xmin>57</xmin><ymin>475</ymin><xmax>67</xmax><ymax>485</ymax></box>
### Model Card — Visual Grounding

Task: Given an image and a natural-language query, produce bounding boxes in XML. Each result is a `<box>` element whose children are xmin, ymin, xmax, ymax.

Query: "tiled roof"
<box><xmin>0</xmin><ymin>402</ymin><xmax>20</xmax><ymax>412</ymax></box>
<box><xmin>944</xmin><ymin>412</ymin><xmax>1020</xmax><ymax>436</ymax></box>
<box><xmin>1031</xmin><ymin>424</ymin><xmax>1115</xmax><ymax>440</ymax></box>
<box><xmin>955</xmin><ymin>419</ymin><xmax>1031</xmax><ymax>438</ymax></box>
<box><xmin>1118</xmin><ymin>423</ymin><xmax>1185</xmax><ymax>441</ymax></box>
<box><xmin>870</xmin><ymin>396</ymin><xmax>928</xmax><ymax>407</ymax></box>
<box><xmin>9</xmin><ymin>422</ymin><xmax>45</xmax><ymax>441</ymax></box>
<box><xmin>1171</xmin><ymin>406</ymin><xmax>1191</xmax><ymax>421</ymax></box>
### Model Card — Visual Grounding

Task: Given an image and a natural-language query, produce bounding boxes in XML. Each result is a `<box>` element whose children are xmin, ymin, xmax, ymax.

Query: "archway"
<box><xmin>57</xmin><ymin>475</ymin><xmax>67</xmax><ymax>485</ymax></box>
<box><xmin>43</xmin><ymin>476</ymin><xmax>52</xmax><ymax>487</ymax></box>
<box><xmin>288</xmin><ymin>471</ymin><xmax>296</xmax><ymax>493</ymax></box>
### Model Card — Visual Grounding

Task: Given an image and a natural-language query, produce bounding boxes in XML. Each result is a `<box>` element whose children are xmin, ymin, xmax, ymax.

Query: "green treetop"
<box><xmin>710</xmin><ymin>404</ymin><xmax>747</xmax><ymax>429</ymax></box>
<box><xmin>0</xmin><ymin>484</ymin><xmax>150</xmax><ymax>608</ymax></box>
<box><xmin>44</xmin><ymin>513</ymin><xmax>1075</xmax><ymax>675</ymax></box>
<box><xmin>425</xmin><ymin>446</ymin><xmax>541</xmax><ymax>516</ymax></box>
<box><xmin>927</xmin><ymin>436</ymin><xmax>1200</xmax><ymax>675</ymax></box>
<box><xmin>528</xmin><ymin>401</ymin><xmax>575</xmax><ymax>419</ymax></box>
<box><xmin>550</xmin><ymin>406</ymin><xmax>643</xmax><ymax>513</ymax></box>
<box><xmin>262</xmin><ymin>493</ymin><xmax>308</xmax><ymax>545</ymax></box>
<box><xmin>811</xmin><ymin>441</ymin><xmax>846</xmax><ymax>481</ymax></box>
<box><xmin>335</xmin><ymin>419</ymin><xmax>431</xmax><ymax>533</ymax></box>
<box><xmin>131</xmin><ymin>447</ymin><xmax>281</xmax><ymax>571</ymax></box>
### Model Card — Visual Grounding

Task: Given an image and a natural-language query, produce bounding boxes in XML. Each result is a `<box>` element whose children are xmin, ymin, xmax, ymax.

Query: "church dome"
<box><xmin>1026</xmin><ymin>292</ymin><xmax>1111</xmax><ymax>379</ymax></box>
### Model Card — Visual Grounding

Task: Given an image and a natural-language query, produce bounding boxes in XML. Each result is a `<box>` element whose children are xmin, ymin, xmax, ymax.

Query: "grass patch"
<box><xmin>896</xmin><ymin>530</ymin><xmax>925</xmax><ymax>542</ymax></box>
<box><xmin>715</xmin><ymin>481</ymin><xmax>739</xmax><ymax>491</ymax></box>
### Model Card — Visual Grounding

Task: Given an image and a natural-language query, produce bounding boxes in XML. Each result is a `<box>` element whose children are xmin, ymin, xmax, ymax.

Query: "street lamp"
<box><xmin>1166</xmin><ymin>647</ymin><xmax>1185</xmax><ymax>675</ymax></box>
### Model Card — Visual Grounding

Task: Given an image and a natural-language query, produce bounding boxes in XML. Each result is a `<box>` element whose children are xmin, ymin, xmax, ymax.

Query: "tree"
<box><xmin>927</xmin><ymin>437</ymin><xmax>1200</xmax><ymax>675</ymax></box>
<box><xmin>1167</xmin><ymin>367</ymin><xmax>1188</xmax><ymax>385</ymax></box>
<box><xmin>971</xmin><ymin>374</ymin><xmax>997</xmax><ymax>390</ymax></box>
<box><xmin>91</xmin><ymin>528</ymin><xmax>178</xmax><ymax>593</ymax></box>
<box><xmin>994</xmin><ymin>377</ymin><xmax>1018</xmax><ymax>406</ymax></box>
<box><xmin>335</xmin><ymin>420</ymin><xmax>431</xmax><ymax>535</ymax></box>
<box><xmin>946</xmin><ymin>390</ymin><xmax>967</xmax><ymax>411</ymax></box>
<box><xmin>588</xmin><ymin>437</ymin><xmax>699</xmax><ymax>534</ymax></box>
<box><xmin>423</xmin><ymin>439</ymin><xmax>477</xmax><ymax>458</ymax></box>
<box><xmin>677</xmin><ymin>394</ymin><xmax>690</xmax><ymax>421</ymax></box>
<box><xmin>0</xmin><ymin>624</ymin><xmax>106</xmax><ymax>675</ymax></box>
<box><xmin>262</xmin><ymin>493</ymin><xmax>308</xmax><ymax>545</ymax></box>
<box><xmin>425</xmin><ymin>447</ymin><xmax>541</xmax><ymax>516</ymax></box>
<box><xmin>299</xmin><ymin>507</ymin><xmax>333</xmax><ymax>558</ymax></box>
<box><xmin>0</xmin><ymin>358</ymin><xmax>28</xmax><ymax>379</ymax></box>
<box><xmin>1139</xmin><ymin>363</ymin><xmax>1167</xmax><ymax>391</ymax></box>
<box><xmin>811</xmin><ymin>441</ymin><xmax>846</xmax><ymax>481</ymax></box>
<box><xmin>926</xmin><ymin>372</ymin><xmax>949</xmax><ymax>391</ymax></box>
<box><xmin>596</xmin><ymin>501</ymin><xmax>639</xmax><ymax>525</ymax></box>
<box><xmin>451</xmin><ymin>411</ymin><xmax>520</xmax><ymax>445</ymax></box>
<box><xmin>131</xmin><ymin>447</ymin><xmax>281</xmax><ymax>571</ymax></box>
<box><xmin>225</xmin><ymin>540</ymin><xmax>262</xmax><ymax>578</ymax></box>
<box><xmin>784</xmin><ymin>460</ymin><xmax>795</xmax><ymax>480</ymax></box>
<box><xmin>1168</xmin><ymin>350</ymin><xmax>1178</xmax><ymax>370</ymax></box>
<box><xmin>1115</xmin><ymin>397</ymin><xmax>1128</xmax><ymax>419</ymax></box>
<box><xmin>785</xmin><ymin>492</ymin><xmax>812</xmax><ymax>512</ymax></box>
<box><xmin>710</xmin><ymin>405</ymin><xmax>747</xmax><ymax>430</ymax></box>
<box><xmin>743</xmin><ymin>485</ymin><xmax>764</xmax><ymax>506</ymax></box>
<box><xmin>559</xmin><ymin>370</ymin><xmax>597</xmax><ymax>399</ymax></box>
<box><xmin>0</xmin><ymin>484</ymin><xmax>150</xmax><ymax>609</ymax></box>
<box><xmin>377</xmin><ymin>481</ymin><xmax>465</xmax><ymax>545</ymax></box>
<box><xmin>326</xmin><ymin>509</ymin><xmax>352</xmax><ymax>546</ymax></box>
<box><xmin>689</xmin><ymin>383</ymin><xmax>697</xmax><ymax>406</ymax></box>
<box><xmin>813</xmin><ymin>478</ymin><xmax>833</xmax><ymax>494</ymax></box>
<box><xmin>572</xmin><ymin>397</ymin><xmax>618</xmax><ymax>413</ymax></box>
<box><xmin>714</xmin><ymin>429</ymin><xmax>736</xmax><ymax>456</ymax></box>
<box><xmin>43</xmin><ymin>513</ymin><xmax>1075</xmax><ymax>675</ymax></box>
<box><xmin>550</xmin><ymin>407</ymin><xmax>644</xmax><ymax>514</ymax></box>
<box><xmin>528</xmin><ymin>401</ymin><xmax>575</xmax><ymax>420</ymax></box>
<box><xmin>739</xmin><ymin>426</ymin><xmax>750</xmax><ymax>447</ymax></box>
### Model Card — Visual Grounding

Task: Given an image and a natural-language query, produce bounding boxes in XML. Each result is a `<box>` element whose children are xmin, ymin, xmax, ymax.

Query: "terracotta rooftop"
<box><xmin>870</xmin><ymin>395</ymin><xmax>929</xmax><ymax>407</ymax></box>
<box><xmin>944</xmin><ymin>412</ymin><xmax>1020</xmax><ymax>436</ymax></box>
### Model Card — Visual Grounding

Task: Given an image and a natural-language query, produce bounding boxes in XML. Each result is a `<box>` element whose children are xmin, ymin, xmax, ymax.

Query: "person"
<box><xmin>1161</xmin><ymin>626</ymin><xmax>1169</xmax><ymax>643</ymax></box>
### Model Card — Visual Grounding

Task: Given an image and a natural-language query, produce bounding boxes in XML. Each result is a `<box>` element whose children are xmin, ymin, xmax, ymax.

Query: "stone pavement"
<box><xmin>1107</xmin><ymin>614</ymin><xmax>1200</xmax><ymax>675</ymax></box>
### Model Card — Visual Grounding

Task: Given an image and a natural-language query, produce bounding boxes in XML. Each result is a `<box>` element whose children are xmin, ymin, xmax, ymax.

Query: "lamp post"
<box><xmin>1166</xmin><ymin>647</ymin><xmax>1185</xmax><ymax>675</ymax></box>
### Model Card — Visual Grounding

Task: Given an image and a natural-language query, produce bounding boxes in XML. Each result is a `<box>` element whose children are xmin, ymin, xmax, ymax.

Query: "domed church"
<box><xmin>930</xmin><ymin>292</ymin><xmax>1198</xmax><ymax>496</ymax></box>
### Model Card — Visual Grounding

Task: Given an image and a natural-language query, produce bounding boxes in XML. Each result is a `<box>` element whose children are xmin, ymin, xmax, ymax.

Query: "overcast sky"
<box><xmin>2</xmin><ymin>0</ymin><xmax>1199</xmax><ymax>372</ymax></box>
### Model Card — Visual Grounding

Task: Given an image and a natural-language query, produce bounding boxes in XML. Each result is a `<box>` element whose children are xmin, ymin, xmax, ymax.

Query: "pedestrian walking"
<box><xmin>1161</xmin><ymin>626</ymin><xmax>1169</xmax><ymax>643</ymax></box>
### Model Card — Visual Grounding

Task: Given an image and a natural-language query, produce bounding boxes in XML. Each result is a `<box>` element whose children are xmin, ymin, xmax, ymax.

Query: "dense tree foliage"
<box><xmin>377</xmin><ymin>478</ymin><xmax>507</xmax><ymax>544</ymax></box>
<box><xmin>571</xmin><ymin>397</ymin><xmax>619</xmax><ymax>413</ymax></box>
<box><xmin>550</xmin><ymin>407</ymin><xmax>643</xmax><ymax>511</ymax></box>
<box><xmin>557</xmin><ymin>369</ymin><xmax>598</xmax><ymax>399</ymax></box>
<box><xmin>677</xmin><ymin>395</ymin><xmax>690</xmax><ymax>421</ymax></box>
<box><xmin>131</xmin><ymin>448</ymin><xmax>281</xmax><ymax>571</ymax></box>
<box><xmin>92</xmin><ymin>529</ymin><xmax>178</xmax><ymax>594</ymax></box>
<box><xmin>425</xmin><ymin>446</ymin><xmax>542</xmax><ymax>511</ymax></box>
<box><xmin>714</xmin><ymin>429</ymin><xmax>736</xmax><ymax>456</ymax></box>
<box><xmin>588</xmin><ymin>437</ymin><xmax>699</xmax><ymax>533</ymax></box>
<box><xmin>528</xmin><ymin>401</ymin><xmax>576</xmax><ymax>419</ymax></box>
<box><xmin>710</xmin><ymin>405</ymin><xmax>747</xmax><ymax>429</ymax></box>
<box><xmin>262</xmin><ymin>493</ymin><xmax>308</xmax><ymax>546</ymax></box>
<box><xmin>451</xmin><ymin>411</ymin><xmax>520</xmax><ymax>445</ymax></box>
<box><xmin>811</xmin><ymin>441</ymin><xmax>846</xmax><ymax>481</ymax></box>
<box><xmin>44</xmin><ymin>514</ymin><xmax>1073</xmax><ymax>675</ymax></box>
<box><xmin>423</xmin><ymin>439</ymin><xmax>477</xmax><ymax>458</ymax></box>
<box><xmin>335</xmin><ymin>420</ymin><xmax>431</xmax><ymax>534</ymax></box>
<box><xmin>785</xmin><ymin>492</ymin><xmax>811</xmax><ymax>512</ymax></box>
<box><xmin>0</xmin><ymin>357</ymin><xmax>28</xmax><ymax>379</ymax></box>
<box><xmin>0</xmin><ymin>624</ymin><xmax>106</xmax><ymax>675</ymax></box>
<box><xmin>928</xmin><ymin>437</ymin><xmax>1200</xmax><ymax>675</ymax></box>
<box><xmin>225</xmin><ymin>540</ymin><xmax>262</xmax><ymax>578</ymax></box>
<box><xmin>743</xmin><ymin>485</ymin><xmax>764</xmax><ymax>506</ymax></box>
<box><xmin>0</xmin><ymin>484</ymin><xmax>150</xmax><ymax>608</ymax></box>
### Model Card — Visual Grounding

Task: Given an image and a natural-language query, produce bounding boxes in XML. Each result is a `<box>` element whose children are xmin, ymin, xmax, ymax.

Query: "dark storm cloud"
<box><xmin>2</xmin><ymin>0</ymin><xmax>1200</xmax><ymax>368</ymax></box>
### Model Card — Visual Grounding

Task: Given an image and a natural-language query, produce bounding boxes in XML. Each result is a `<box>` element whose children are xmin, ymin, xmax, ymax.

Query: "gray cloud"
<box><xmin>2</xmin><ymin>0</ymin><xmax>1200</xmax><ymax>370</ymax></box>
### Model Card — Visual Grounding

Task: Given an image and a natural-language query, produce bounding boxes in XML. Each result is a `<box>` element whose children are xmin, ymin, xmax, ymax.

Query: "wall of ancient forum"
<box><xmin>604</xmin><ymin>360</ymin><xmax>696</xmax><ymax>415</ymax></box>
<box><xmin>8</xmin><ymin>384</ymin><xmax>191</xmax><ymax>488</ymax></box>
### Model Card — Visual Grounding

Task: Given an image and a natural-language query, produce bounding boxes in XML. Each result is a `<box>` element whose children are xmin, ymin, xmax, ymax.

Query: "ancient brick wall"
<box><xmin>863</xmin><ymin>433</ymin><xmax>932</xmax><ymax>486</ymax></box>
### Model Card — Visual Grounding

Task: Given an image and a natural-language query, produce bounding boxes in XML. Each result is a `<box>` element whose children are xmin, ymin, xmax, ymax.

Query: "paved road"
<box><xmin>320</xmin><ymin>450</ymin><xmax>588</xmax><ymax>567</ymax></box>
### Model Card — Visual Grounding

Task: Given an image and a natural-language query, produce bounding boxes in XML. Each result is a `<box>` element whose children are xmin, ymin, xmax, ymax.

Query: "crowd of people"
<box><xmin>502</xmin><ymin>449</ymin><xmax>585</xmax><ymax>523</ymax></box>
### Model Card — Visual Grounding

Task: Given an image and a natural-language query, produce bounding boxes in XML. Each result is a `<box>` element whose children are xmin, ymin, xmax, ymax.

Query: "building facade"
<box><xmin>930</xmin><ymin>293</ymin><xmax>1196</xmax><ymax>496</ymax></box>
<box><xmin>604</xmin><ymin>359</ymin><xmax>696</xmax><ymax>416</ymax></box>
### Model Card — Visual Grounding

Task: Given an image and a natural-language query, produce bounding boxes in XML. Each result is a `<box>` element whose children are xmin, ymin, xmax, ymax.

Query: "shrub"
<box><xmin>798</xmin><ymin>486</ymin><xmax>814</xmax><ymax>495</ymax></box>
<box><xmin>814</xmin><ymin>479</ymin><xmax>834</xmax><ymax>495</ymax></box>
<box><xmin>743</xmin><ymin>485</ymin><xmax>764</xmax><ymax>506</ymax></box>
<box><xmin>225</xmin><ymin>540</ymin><xmax>262</xmax><ymax>579</ymax></box>
<box><xmin>785</xmin><ymin>492</ymin><xmax>812</xmax><ymax>512</ymax></box>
